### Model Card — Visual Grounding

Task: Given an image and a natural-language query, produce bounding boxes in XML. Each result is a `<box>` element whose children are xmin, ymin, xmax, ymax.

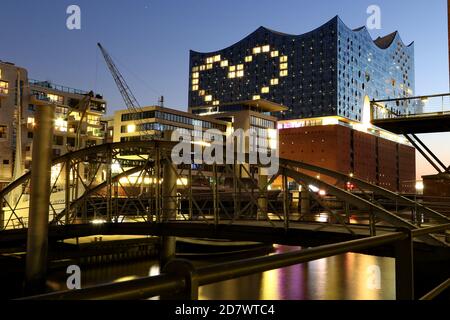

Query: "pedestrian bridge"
<box><xmin>0</xmin><ymin>141</ymin><xmax>448</xmax><ymax>247</ymax></box>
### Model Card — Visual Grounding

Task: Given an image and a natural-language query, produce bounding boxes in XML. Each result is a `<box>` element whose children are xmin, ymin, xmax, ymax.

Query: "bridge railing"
<box><xmin>371</xmin><ymin>93</ymin><xmax>450</xmax><ymax>120</ymax></box>
<box><xmin>21</xmin><ymin>224</ymin><xmax>450</xmax><ymax>301</ymax></box>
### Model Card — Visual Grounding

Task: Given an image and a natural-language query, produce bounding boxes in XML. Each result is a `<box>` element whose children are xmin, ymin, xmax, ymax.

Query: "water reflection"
<box><xmin>47</xmin><ymin>245</ymin><xmax>395</xmax><ymax>300</ymax></box>
<box><xmin>199</xmin><ymin>245</ymin><xmax>395</xmax><ymax>300</ymax></box>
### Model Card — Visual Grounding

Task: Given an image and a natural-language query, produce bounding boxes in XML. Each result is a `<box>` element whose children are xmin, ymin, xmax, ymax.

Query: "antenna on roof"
<box><xmin>159</xmin><ymin>95</ymin><xmax>164</xmax><ymax>108</ymax></box>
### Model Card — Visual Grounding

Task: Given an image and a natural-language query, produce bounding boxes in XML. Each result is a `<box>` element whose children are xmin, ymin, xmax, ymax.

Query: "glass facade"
<box><xmin>188</xmin><ymin>16</ymin><xmax>415</xmax><ymax>122</ymax></box>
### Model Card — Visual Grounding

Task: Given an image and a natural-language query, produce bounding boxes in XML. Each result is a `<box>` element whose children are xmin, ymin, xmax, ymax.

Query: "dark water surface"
<box><xmin>46</xmin><ymin>245</ymin><xmax>396</xmax><ymax>300</ymax></box>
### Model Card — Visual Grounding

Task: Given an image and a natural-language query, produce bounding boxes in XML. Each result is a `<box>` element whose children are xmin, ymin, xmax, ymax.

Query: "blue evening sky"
<box><xmin>1</xmin><ymin>0</ymin><xmax>448</xmax><ymax>178</ymax></box>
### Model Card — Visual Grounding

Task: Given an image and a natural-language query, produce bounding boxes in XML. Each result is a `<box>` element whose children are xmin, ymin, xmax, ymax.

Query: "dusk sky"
<box><xmin>1</xmin><ymin>0</ymin><xmax>449</xmax><ymax>179</ymax></box>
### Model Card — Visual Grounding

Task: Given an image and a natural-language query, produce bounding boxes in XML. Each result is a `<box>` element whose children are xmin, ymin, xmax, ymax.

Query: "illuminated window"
<box><xmin>199</xmin><ymin>65</ymin><xmax>206</xmax><ymax>71</ymax></box>
<box><xmin>262</xmin><ymin>45</ymin><xmax>270</xmax><ymax>52</ymax></box>
<box><xmin>205</xmin><ymin>95</ymin><xmax>212</xmax><ymax>102</ymax></box>
<box><xmin>213</xmin><ymin>55</ymin><xmax>221</xmax><ymax>62</ymax></box>
<box><xmin>280</xmin><ymin>70</ymin><xmax>288</xmax><ymax>77</ymax></box>
<box><xmin>192</xmin><ymin>66</ymin><xmax>199</xmax><ymax>72</ymax></box>
<box><xmin>192</xmin><ymin>85</ymin><xmax>199</xmax><ymax>91</ymax></box>
<box><xmin>261</xmin><ymin>87</ymin><xmax>269</xmax><ymax>93</ymax></box>
<box><xmin>229</xmin><ymin>66</ymin><xmax>236</xmax><ymax>72</ymax></box>
<box><xmin>236</xmin><ymin>70</ymin><xmax>244</xmax><ymax>77</ymax></box>
<box><xmin>280</xmin><ymin>56</ymin><xmax>288</xmax><ymax>62</ymax></box>
<box><xmin>199</xmin><ymin>90</ymin><xmax>205</xmax><ymax>96</ymax></box>
<box><xmin>220</xmin><ymin>60</ymin><xmax>228</xmax><ymax>67</ymax></box>
<box><xmin>237</xmin><ymin>64</ymin><xmax>244</xmax><ymax>70</ymax></box>
<box><xmin>252</xmin><ymin>95</ymin><xmax>261</xmax><ymax>100</ymax></box>
<box><xmin>245</xmin><ymin>56</ymin><xmax>253</xmax><ymax>62</ymax></box>
<box><xmin>213</xmin><ymin>101</ymin><xmax>220</xmax><ymax>106</ymax></box>
<box><xmin>192</xmin><ymin>79</ymin><xmax>199</xmax><ymax>85</ymax></box>
<box><xmin>27</xmin><ymin>117</ymin><xmax>35</xmax><ymax>126</ymax></box>
<box><xmin>0</xmin><ymin>80</ymin><xmax>9</xmax><ymax>95</ymax></box>
<box><xmin>206</xmin><ymin>64</ymin><xmax>213</xmax><ymax>69</ymax></box>
<box><xmin>192</xmin><ymin>72</ymin><xmax>199</xmax><ymax>78</ymax></box>
<box><xmin>127</xmin><ymin>124</ymin><xmax>136</xmax><ymax>133</ymax></box>
<box><xmin>270</xmin><ymin>78</ymin><xmax>279</xmax><ymax>85</ymax></box>
<box><xmin>0</xmin><ymin>125</ymin><xmax>7</xmax><ymax>139</ymax></box>
<box><xmin>206</xmin><ymin>57</ymin><xmax>214</xmax><ymax>64</ymax></box>
<box><xmin>280</xmin><ymin>63</ymin><xmax>288</xmax><ymax>70</ymax></box>
<box><xmin>270</xmin><ymin>51</ymin><xmax>279</xmax><ymax>57</ymax></box>
<box><xmin>55</xmin><ymin>117</ymin><xmax>68</xmax><ymax>132</ymax></box>
<box><xmin>253</xmin><ymin>47</ymin><xmax>261</xmax><ymax>54</ymax></box>
<box><xmin>228</xmin><ymin>72</ymin><xmax>236</xmax><ymax>78</ymax></box>
<box><xmin>47</xmin><ymin>93</ymin><xmax>64</xmax><ymax>104</ymax></box>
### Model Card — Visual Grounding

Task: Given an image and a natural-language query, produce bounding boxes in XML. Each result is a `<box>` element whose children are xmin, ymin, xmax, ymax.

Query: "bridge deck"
<box><xmin>372</xmin><ymin>112</ymin><xmax>450</xmax><ymax>134</ymax></box>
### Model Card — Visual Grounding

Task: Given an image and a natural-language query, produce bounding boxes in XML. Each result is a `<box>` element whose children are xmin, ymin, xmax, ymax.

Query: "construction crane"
<box><xmin>97</xmin><ymin>43</ymin><xmax>157</xmax><ymax>139</ymax></box>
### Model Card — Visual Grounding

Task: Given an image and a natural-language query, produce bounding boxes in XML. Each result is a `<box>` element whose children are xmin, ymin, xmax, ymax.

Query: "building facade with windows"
<box><xmin>0</xmin><ymin>60</ymin><xmax>107</xmax><ymax>189</ymax></box>
<box><xmin>188</xmin><ymin>16</ymin><xmax>415</xmax><ymax>122</ymax></box>
<box><xmin>278</xmin><ymin>116</ymin><xmax>416</xmax><ymax>193</ymax></box>
<box><xmin>112</xmin><ymin>105</ymin><xmax>230</xmax><ymax>143</ymax></box>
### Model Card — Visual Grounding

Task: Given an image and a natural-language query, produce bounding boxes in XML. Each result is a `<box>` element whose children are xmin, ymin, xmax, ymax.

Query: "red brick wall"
<box><xmin>279</xmin><ymin>125</ymin><xmax>416</xmax><ymax>193</ymax></box>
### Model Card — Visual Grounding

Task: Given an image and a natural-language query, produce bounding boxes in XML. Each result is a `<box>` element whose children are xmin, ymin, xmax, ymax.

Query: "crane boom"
<box><xmin>97</xmin><ymin>42</ymin><xmax>159</xmax><ymax>139</ymax></box>
<box><xmin>97</xmin><ymin>43</ymin><xmax>141</xmax><ymax>113</ymax></box>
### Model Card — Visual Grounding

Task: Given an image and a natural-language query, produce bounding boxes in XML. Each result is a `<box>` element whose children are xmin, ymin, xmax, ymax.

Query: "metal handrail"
<box><xmin>22</xmin><ymin>231</ymin><xmax>407</xmax><ymax>300</ymax></box>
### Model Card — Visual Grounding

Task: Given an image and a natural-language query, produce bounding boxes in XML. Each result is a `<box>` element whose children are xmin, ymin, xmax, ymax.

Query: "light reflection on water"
<box><xmin>47</xmin><ymin>245</ymin><xmax>395</xmax><ymax>300</ymax></box>
<box><xmin>199</xmin><ymin>245</ymin><xmax>395</xmax><ymax>300</ymax></box>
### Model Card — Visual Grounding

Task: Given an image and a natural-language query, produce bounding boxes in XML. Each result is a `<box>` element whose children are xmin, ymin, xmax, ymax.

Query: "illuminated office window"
<box><xmin>199</xmin><ymin>90</ymin><xmax>205</xmax><ymax>96</ymax></box>
<box><xmin>205</xmin><ymin>95</ymin><xmax>212</xmax><ymax>102</ymax></box>
<box><xmin>261</xmin><ymin>87</ymin><xmax>269</xmax><ymax>93</ymax></box>
<box><xmin>213</xmin><ymin>100</ymin><xmax>220</xmax><ymax>106</ymax></box>
<box><xmin>245</xmin><ymin>56</ymin><xmax>253</xmax><ymax>62</ymax></box>
<box><xmin>236</xmin><ymin>70</ymin><xmax>244</xmax><ymax>77</ymax></box>
<box><xmin>262</xmin><ymin>45</ymin><xmax>270</xmax><ymax>52</ymax></box>
<box><xmin>220</xmin><ymin>60</ymin><xmax>229</xmax><ymax>67</ymax></box>
<box><xmin>213</xmin><ymin>55</ymin><xmax>221</xmax><ymax>62</ymax></box>
<box><xmin>280</xmin><ymin>56</ymin><xmax>288</xmax><ymax>62</ymax></box>
<box><xmin>192</xmin><ymin>72</ymin><xmax>199</xmax><ymax>78</ymax></box>
<box><xmin>192</xmin><ymin>85</ymin><xmax>199</xmax><ymax>91</ymax></box>
<box><xmin>199</xmin><ymin>65</ymin><xmax>206</xmax><ymax>71</ymax></box>
<box><xmin>192</xmin><ymin>79</ymin><xmax>199</xmax><ymax>85</ymax></box>
<box><xmin>280</xmin><ymin>63</ymin><xmax>288</xmax><ymax>70</ymax></box>
<box><xmin>206</xmin><ymin>57</ymin><xmax>214</xmax><ymax>64</ymax></box>
<box><xmin>229</xmin><ymin>66</ymin><xmax>236</xmax><ymax>72</ymax></box>
<box><xmin>270</xmin><ymin>51</ymin><xmax>279</xmax><ymax>57</ymax></box>
<box><xmin>270</xmin><ymin>78</ymin><xmax>279</xmax><ymax>85</ymax></box>
<box><xmin>192</xmin><ymin>66</ymin><xmax>199</xmax><ymax>72</ymax></box>
<box><xmin>253</xmin><ymin>47</ymin><xmax>261</xmax><ymax>54</ymax></box>
<box><xmin>237</xmin><ymin>64</ymin><xmax>244</xmax><ymax>70</ymax></box>
<box><xmin>207</xmin><ymin>64</ymin><xmax>213</xmax><ymax>70</ymax></box>
<box><xmin>280</xmin><ymin>70</ymin><xmax>288</xmax><ymax>77</ymax></box>
<box><xmin>252</xmin><ymin>95</ymin><xmax>261</xmax><ymax>100</ymax></box>
<box><xmin>228</xmin><ymin>72</ymin><xmax>236</xmax><ymax>78</ymax></box>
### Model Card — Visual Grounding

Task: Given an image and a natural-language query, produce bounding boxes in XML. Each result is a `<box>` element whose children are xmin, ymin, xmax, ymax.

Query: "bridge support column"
<box><xmin>282</xmin><ymin>171</ymin><xmax>289</xmax><ymax>230</ymax></box>
<box><xmin>257</xmin><ymin>171</ymin><xmax>268</xmax><ymax>220</ymax></box>
<box><xmin>395</xmin><ymin>230</ymin><xmax>414</xmax><ymax>300</ymax></box>
<box><xmin>300</xmin><ymin>189</ymin><xmax>310</xmax><ymax>217</ymax></box>
<box><xmin>0</xmin><ymin>205</ymin><xmax>3</xmax><ymax>230</ymax></box>
<box><xmin>25</xmin><ymin>103</ymin><xmax>55</xmax><ymax>294</ymax></box>
<box><xmin>160</xmin><ymin>131</ymin><xmax>177</xmax><ymax>267</ymax></box>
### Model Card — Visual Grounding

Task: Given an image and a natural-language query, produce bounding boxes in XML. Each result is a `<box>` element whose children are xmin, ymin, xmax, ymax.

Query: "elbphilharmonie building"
<box><xmin>188</xmin><ymin>16</ymin><xmax>415</xmax><ymax>122</ymax></box>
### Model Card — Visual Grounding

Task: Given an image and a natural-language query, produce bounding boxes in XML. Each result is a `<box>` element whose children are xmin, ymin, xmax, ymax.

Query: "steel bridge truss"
<box><xmin>0</xmin><ymin>141</ymin><xmax>449</xmax><ymax>247</ymax></box>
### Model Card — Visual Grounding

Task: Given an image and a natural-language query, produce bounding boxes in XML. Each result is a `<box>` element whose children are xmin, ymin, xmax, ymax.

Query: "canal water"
<box><xmin>46</xmin><ymin>245</ymin><xmax>396</xmax><ymax>300</ymax></box>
